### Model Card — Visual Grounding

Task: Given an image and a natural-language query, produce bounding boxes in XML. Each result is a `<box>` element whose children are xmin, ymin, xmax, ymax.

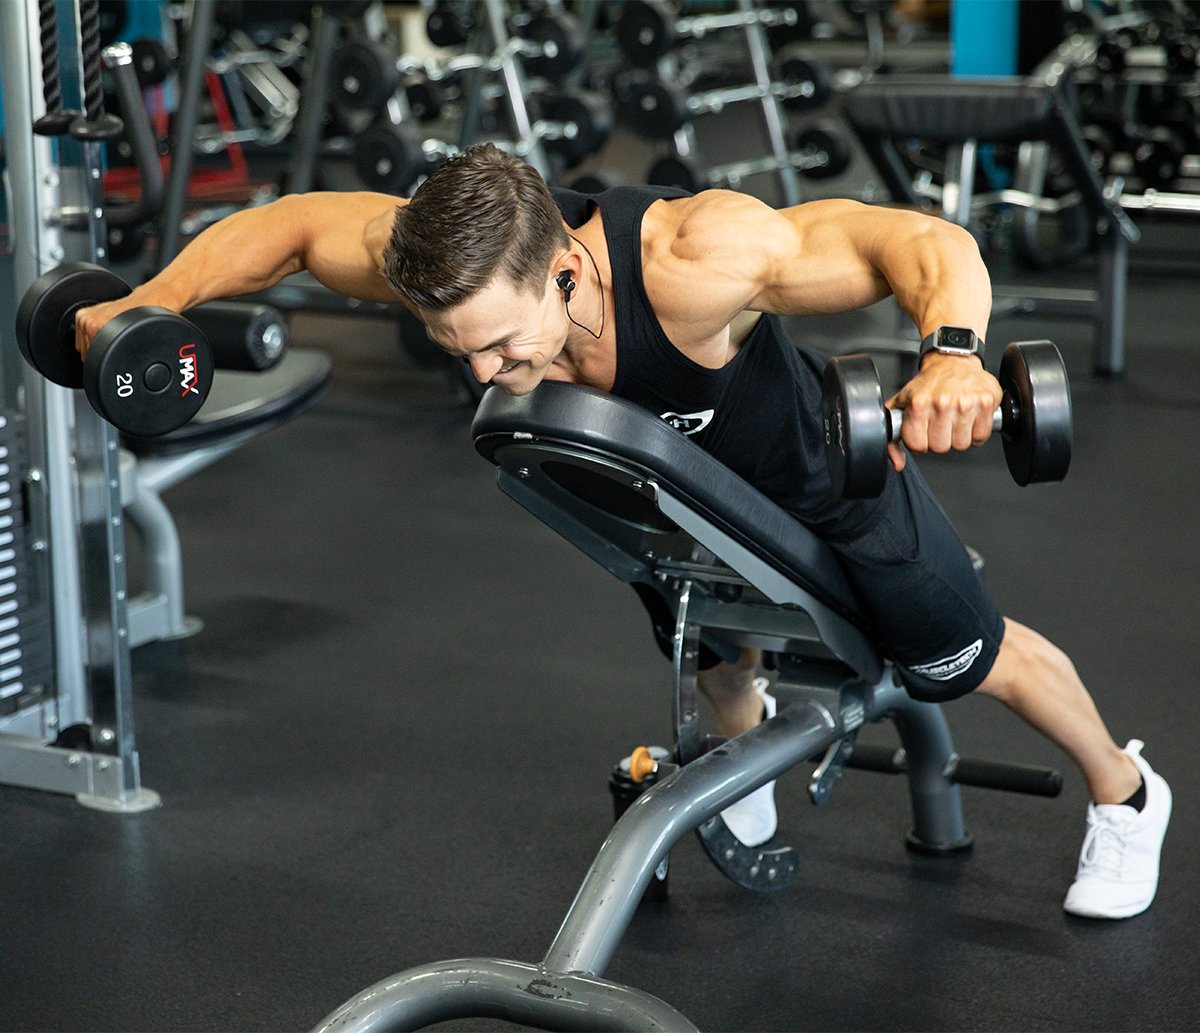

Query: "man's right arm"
<box><xmin>76</xmin><ymin>191</ymin><xmax>407</xmax><ymax>357</ymax></box>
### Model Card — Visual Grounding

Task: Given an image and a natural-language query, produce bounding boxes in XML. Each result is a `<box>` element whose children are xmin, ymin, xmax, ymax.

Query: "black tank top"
<box><xmin>552</xmin><ymin>185</ymin><xmax>893</xmax><ymax>540</ymax></box>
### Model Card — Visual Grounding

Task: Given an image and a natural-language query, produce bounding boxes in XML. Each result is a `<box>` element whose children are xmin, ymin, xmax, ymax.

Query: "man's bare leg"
<box><xmin>697</xmin><ymin>647</ymin><xmax>764</xmax><ymax>737</ymax></box>
<box><xmin>975</xmin><ymin>618</ymin><xmax>1140</xmax><ymax>804</ymax></box>
<box><xmin>977</xmin><ymin>617</ymin><xmax>1171</xmax><ymax>919</ymax></box>
<box><xmin>697</xmin><ymin>647</ymin><xmax>779</xmax><ymax>847</ymax></box>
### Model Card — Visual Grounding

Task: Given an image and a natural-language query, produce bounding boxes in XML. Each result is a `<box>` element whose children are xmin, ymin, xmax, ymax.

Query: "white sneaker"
<box><xmin>1063</xmin><ymin>740</ymin><xmax>1172</xmax><ymax>919</ymax></box>
<box><xmin>720</xmin><ymin>678</ymin><xmax>778</xmax><ymax>848</ymax></box>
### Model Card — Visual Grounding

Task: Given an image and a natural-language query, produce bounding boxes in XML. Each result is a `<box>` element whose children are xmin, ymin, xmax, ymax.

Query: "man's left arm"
<box><xmin>747</xmin><ymin>197</ymin><xmax>1003</xmax><ymax>471</ymax></box>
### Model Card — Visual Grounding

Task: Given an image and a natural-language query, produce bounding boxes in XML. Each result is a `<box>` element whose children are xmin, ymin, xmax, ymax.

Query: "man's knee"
<box><xmin>976</xmin><ymin>618</ymin><xmax>1078</xmax><ymax>703</ymax></box>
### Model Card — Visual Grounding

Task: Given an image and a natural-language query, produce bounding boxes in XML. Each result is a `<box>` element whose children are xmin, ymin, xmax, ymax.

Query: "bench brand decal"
<box><xmin>660</xmin><ymin>409</ymin><xmax>714</xmax><ymax>435</ymax></box>
<box><xmin>910</xmin><ymin>639</ymin><xmax>983</xmax><ymax>681</ymax></box>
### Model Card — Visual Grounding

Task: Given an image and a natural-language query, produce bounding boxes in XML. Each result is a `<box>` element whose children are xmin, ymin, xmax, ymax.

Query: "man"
<box><xmin>76</xmin><ymin>143</ymin><xmax>1169</xmax><ymax>919</ymax></box>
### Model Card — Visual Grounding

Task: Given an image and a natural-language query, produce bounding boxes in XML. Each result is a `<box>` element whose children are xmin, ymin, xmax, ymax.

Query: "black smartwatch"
<box><xmin>919</xmin><ymin>325</ymin><xmax>984</xmax><ymax>363</ymax></box>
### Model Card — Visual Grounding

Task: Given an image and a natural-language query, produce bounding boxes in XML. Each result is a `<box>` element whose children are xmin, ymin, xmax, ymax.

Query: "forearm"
<box><xmin>878</xmin><ymin>215</ymin><xmax>992</xmax><ymax>344</ymax></box>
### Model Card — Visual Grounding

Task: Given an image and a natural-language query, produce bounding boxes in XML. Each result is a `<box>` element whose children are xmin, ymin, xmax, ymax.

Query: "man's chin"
<box><xmin>499</xmin><ymin>378</ymin><xmax>540</xmax><ymax>397</ymax></box>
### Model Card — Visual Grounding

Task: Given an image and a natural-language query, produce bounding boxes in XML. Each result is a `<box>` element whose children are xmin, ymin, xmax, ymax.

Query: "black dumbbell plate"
<box><xmin>999</xmin><ymin>340</ymin><xmax>1072</xmax><ymax>486</ymax></box>
<box><xmin>16</xmin><ymin>263</ymin><xmax>129</xmax><ymax>389</ymax></box>
<box><xmin>83</xmin><ymin>307</ymin><xmax>213</xmax><ymax>436</ymax></box>
<box><xmin>822</xmin><ymin>353</ymin><xmax>889</xmax><ymax>499</ymax></box>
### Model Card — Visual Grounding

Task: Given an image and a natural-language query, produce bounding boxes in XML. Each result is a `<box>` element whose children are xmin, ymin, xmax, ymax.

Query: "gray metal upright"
<box><xmin>0</xmin><ymin>0</ymin><xmax>158</xmax><ymax>811</ymax></box>
<box><xmin>738</xmin><ymin>0</ymin><xmax>801</xmax><ymax>207</ymax></box>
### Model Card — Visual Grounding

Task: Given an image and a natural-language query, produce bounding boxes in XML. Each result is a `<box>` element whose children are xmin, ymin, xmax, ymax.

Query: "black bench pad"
<box><xmin>472</xmin><ymin>382</ymin><xmax>869</xmax><ymax>629</ymax></box>
<box><xmin>842</xmin><ymin>76</ymin><xmax>1062</xmax><ymax>143</ymax></box>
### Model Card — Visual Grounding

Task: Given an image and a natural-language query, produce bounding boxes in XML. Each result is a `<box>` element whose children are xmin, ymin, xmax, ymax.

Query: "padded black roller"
<box><xmin>185</xmin><ymin>302</ymin><xmax>289</xmax><ymax>371</ymax></box>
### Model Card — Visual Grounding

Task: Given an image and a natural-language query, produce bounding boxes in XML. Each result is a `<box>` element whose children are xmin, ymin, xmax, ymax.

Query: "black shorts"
<box><xmin>633</xmin><ymin>461</ymin><xmax>1006</xmax><ymax>704</ymax></box>
<box><xmin>826</xmin><ymin>461</ymin><xmax>1006</xmax><ymax>702</ymax></box>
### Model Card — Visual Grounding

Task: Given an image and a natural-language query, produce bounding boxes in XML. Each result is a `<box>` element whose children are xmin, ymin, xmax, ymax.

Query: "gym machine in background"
<box><xmin>0</xmin><ymin>0</ymin><xmax>158</xmax><ymax>810</ymax></box>
<box><xmin>0</xmin><ymin>0</ymin><xmax>333</xmax><ymax>808</ymax></box>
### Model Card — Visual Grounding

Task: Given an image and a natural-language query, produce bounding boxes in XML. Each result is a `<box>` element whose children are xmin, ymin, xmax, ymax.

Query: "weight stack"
<box><xmin>0</xmin><ymin>414</ymin><xmax>53</xmax><ymax>717</ymax></box>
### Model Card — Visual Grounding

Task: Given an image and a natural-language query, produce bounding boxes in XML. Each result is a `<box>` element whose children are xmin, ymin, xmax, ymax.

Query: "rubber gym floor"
<box><xmin>1</xmin><ymin>247</ymin><xmax>1198</xmax><ymax>1031</ymax></box>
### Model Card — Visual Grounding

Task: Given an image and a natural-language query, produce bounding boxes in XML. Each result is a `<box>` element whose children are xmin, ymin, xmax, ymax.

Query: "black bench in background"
<box><xmin>841</xmin><ymin>75</ymin><xmax>1140</xmax><ymax>376</ymax></box>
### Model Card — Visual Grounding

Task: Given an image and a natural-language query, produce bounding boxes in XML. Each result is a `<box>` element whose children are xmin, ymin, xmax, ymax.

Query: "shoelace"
<box><xmin>1080</xmin><ymin>816</ymin><xmax>1131</xmax><ymax>875</ymax></box>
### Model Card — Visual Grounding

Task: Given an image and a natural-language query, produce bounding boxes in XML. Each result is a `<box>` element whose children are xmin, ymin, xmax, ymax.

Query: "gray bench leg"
<box><xmin>1095</xmin><ymin>228</ymin><xmax>1128</xmax><ymax>377</ymax></box>
<box><xmin>124</xmin><ymin>478</ymin><xmax>203</xmax><ymax>647</ymax></box>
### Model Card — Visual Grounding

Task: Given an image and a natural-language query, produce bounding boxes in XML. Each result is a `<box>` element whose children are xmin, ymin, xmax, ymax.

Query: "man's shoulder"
<box><xmin>647</xmin><ymin>190</ymin><xmax>770</xmax><ymax>259</ymax></box>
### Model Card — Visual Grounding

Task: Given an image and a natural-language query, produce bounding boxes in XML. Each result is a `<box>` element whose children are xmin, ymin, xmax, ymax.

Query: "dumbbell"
<box><xmin>426</xmin><ymin>0</ymin><xmax>472</xmax><ymax>47</ymax></box>
<box><xmin>1129</xmin><ymin>98</ymin><xmax>1198</xmax><ymax>188</ymax></box>
<box><xmin>331</xmin><ymin>38</ymin><xmax>401</xmax><ymax>111</ymax></box>
<box><xmin>510</xmin><ymin>8</ymin><xmax>586</xmax><ymax>78</ymax></box>
<box><xmin>615</xmin><ymin>67</ymin><xmax>833</xmax><ymax>140</ymax></box>
<box><xmin>353</xmin><ymin>123</ymin><xmax>443</xmax><ymax>192</ymax></box>
<box><xmin>616</xmin><ymin>0</ymin><xmax>803</xmax><ymax>67</ymax></box>
<box><xmin>821</xmin><ymin>341</ymin><xmax>1073</xmax><ymax>499</ymax></box>
<box><xmin>1093</xmin><ymin>27</ymin><xmax>1140</xmax><ymax>74</ymax></box>
<box><xmin>130</xmin><ymin>37</ymin><xmax>172</xmax><ymax>87</ymax></box>
<box><xmin>537</xmin><ymin>91</ymin><xmax>614</xmax><ymax>168</ymax></box>
<box><xmin>16</xmin><ymin>263</ymin><xmax>213</xmax><ymax>437</ymax></box>
<box><xmin>646</xmin><ymin>125</ymin><xmax>852</xmax><ymax>192</ymax></box>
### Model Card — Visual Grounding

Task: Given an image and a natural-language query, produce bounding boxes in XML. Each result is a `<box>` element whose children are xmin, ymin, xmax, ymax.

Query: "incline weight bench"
<box><xmin>316</xmin><ymin>381</ymin><xmax>1063</xmax><ymax>1032</ymax></box>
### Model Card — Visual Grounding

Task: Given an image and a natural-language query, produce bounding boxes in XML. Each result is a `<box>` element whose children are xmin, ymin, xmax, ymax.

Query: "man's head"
<box><xmin>383</xmin><ymin>143</ymin><xmax>576</xmax><ymax>394</ymax></box>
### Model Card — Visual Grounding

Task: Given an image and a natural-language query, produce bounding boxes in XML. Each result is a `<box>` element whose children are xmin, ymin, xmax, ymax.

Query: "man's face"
<box><xmin>422</xmin><ymin>273</ymin><xmax>565</xmax><ymax>396</ymax></box>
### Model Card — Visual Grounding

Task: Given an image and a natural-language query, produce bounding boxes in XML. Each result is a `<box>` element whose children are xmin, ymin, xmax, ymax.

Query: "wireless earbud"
<box><xmin>556</xmin><ymin>271</ymin><xmax>576</xmax><ymax>296</ymax></box>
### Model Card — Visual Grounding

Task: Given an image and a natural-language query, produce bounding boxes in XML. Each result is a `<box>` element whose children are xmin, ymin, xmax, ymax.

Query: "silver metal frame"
<box><xmin>0</xmin><ymin>0</ymin><xmax>157</xmax><ymax>811</ymax></box>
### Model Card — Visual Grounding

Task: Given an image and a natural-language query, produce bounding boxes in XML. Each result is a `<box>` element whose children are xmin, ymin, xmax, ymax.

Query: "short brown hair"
<box><xmin>383</xmin><ymin>143</ymin><xmax>569</xmax><ymax>310</ymax></box>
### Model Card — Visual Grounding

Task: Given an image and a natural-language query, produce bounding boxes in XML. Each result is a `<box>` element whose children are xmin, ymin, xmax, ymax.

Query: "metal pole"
<box><xmin>156</xmin><ymin>0</ymin><xmax>217</xmax><ymax>268</ymax></box>
<box><xmin>287</xmin><ymin>5</ymin><xmax>339</xmax><ymax>193</ymax></box>
<box><xmin>738</xmin><ymin>0</ymin><xmax>801</xmax><ymax>206</ymax></box>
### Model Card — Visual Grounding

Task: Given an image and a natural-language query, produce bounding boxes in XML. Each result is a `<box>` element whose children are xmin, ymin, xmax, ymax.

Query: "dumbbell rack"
<box><xmin>0</xmin><ymin>0</ymin><xmax>157</xmax><ymax>811</ymax></box>
<box><xmin>1017</xmin><ymin>25</ymin><xmax>1200</xmax><ymax>240</ymax></box>
<box><xmin>643</xmin><ymin>0</ymin><xmax>808</xmax><ymax>205</ymax></box>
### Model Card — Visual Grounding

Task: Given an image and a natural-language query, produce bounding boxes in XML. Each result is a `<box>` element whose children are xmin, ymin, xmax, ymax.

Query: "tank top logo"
<box><xmin>660</xmin><ymin>409</ymin><xmax>715</xmax><ymax>436</ymax></box>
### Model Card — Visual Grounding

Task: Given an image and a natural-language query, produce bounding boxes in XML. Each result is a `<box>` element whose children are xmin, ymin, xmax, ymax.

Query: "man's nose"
<box><xmin>466</xmin><ymin>354</ymin><xmax>502</xmax><ymax>383</ymax></box>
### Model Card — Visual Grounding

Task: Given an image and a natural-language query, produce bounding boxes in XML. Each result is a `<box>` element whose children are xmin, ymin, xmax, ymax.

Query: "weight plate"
<box><xmin>822</xmin><ymin>354</ymin><xmax>889</xmax><ymax>499</ymax></box>
<box><xmin>130</xmin><ymin>37</ymin><xmax>171</xmax><ymax>87</ymax></box>
<box><xmin>646</xmin><ymin>155</ymin><xmax>707</xmax><ymax>193</ymax></box>
<box><xmin>999</xmin><ymin>341</ymin><xmax>1072</xmax><ymax>486</ymax></box>
<box><xmin>84</xmin><ymin>308</ymin><xmax>214</xmax><ymax>437</ymax></box>
<box><xmin>616</xmin><ymin>0</ymin><xmax>675</xmax><ymax>67</ymax></box>
<box><xmin>16</xmin><ymin>262</ymin><xmax>130</xmax><ymax>390</ymax></box>
<box><xmin>405</xmin><ymin>79</ymin><xmax>445</xmax><ymax>123</ymax></box>
<box><xmin>353</xmin><ymin>124</ymin><xmax>424</xmax><ymax>193</ymax></box>
<box><xmin>777</xmin><ymin>51</ymin><xmax>833</xmax><ymax>111</ymax></box>
<box><xmin>545</xmin><ymin>91</ymin><xmax>613</xmax><ymax>167</ymax></box>
<box><xmin>331</xmin><ymin>40</ymin><xmax>399</xmax><ymax>111</ymax></box>
<box><xmin>614</xmin><ymin>72</ymin><xmax>689</xmax><ymax>140</ymax></box>
<box><xmin>426</xmin><ymin>2</ymin><xmax>470</xmax><ymax>47</ymax></box>
<box><xmin>521</xmin><ymin>11</ymin><xmax>585</xmax><ymax>78</ymax></box>
<box><xmin>794</xmin><ymin>126</ymin><xmax>852</xmax><ymax>180</ymax></box>
<box><xmin>1133</xmin><ymin>132</ymin><xmax>1185</xmax><ymax>189</ymax></box>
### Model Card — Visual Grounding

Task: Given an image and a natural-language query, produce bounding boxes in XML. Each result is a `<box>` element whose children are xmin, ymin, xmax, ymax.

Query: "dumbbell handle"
<box><xmin>886</xmin><ymin>406</ymin><xmax>1006</xmax><ymax>441</ymax></box>
<box><xmin>676</xmin><ymin>7</ymin><xmax>798</xmax><ymax>38</ymax></box>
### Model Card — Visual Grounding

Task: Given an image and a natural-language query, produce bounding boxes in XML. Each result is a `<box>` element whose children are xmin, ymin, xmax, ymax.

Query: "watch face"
<box><xmin>941</xmin><ymin>328</ymin><xmax>974</xmax><ymax>349</ymax></box>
